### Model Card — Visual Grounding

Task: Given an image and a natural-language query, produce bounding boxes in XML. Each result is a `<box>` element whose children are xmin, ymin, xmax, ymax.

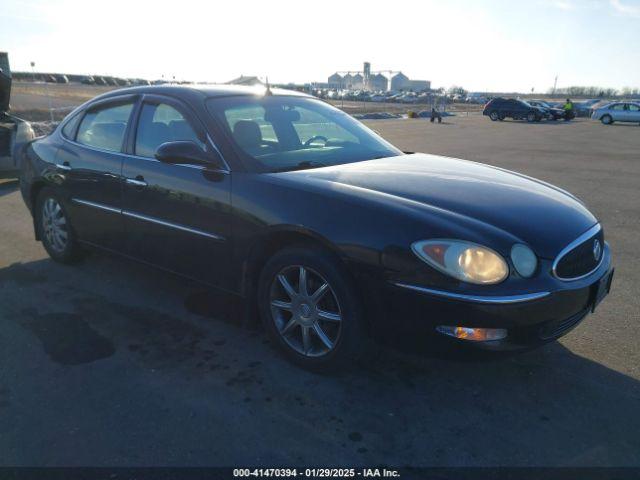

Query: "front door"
<box><xmin>627</xmin><ymin>103</ymin><xmax>640</xmax><ymax>122</ymax></box>
<box><xmin>121</xmin><ymin>95</ymin><xmax>233</xmax><ymax>289</ymax></box>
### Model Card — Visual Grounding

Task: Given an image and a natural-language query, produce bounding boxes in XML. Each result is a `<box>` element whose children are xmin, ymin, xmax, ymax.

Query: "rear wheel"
<box><xmin>489</xmin><ymin>111</ymin><xmax>499</xmax><ymax>121</ymax></box>
<box><xmin>601</xmin><ymin>114</ymin><xmax>613</xmax><ymax>125</ymax></box>
<box><xmin>35</xmin><ymin>188</ymin><xmax>82</xmax><ymax>264</ymax></box>
<box><xmin>258</xmin><ymin>246</ymin><xmax>368</xmax><ymax>371</ymax></box>
<box><xmin>526</xmin><ymin>112</ymin><xmax>536</xmax><ymax>122</ymax></box>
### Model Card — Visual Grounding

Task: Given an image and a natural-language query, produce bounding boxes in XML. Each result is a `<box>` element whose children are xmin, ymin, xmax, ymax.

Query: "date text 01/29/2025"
<box><xmin>232</xmin><ymin>468</ymin><xmax>401</xmax><ymax>477</ymax></box>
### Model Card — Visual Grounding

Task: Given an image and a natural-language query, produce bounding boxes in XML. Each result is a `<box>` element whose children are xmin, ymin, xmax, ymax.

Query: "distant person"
<box><xmin>430</xmin><ymin>106</ymin><xmax>442</xmax><ymax>123</ymax></box>
<box><xmin>563</xmin><ymin>98</ymin><xmax>575</xmax><ymax>120</ymax></box>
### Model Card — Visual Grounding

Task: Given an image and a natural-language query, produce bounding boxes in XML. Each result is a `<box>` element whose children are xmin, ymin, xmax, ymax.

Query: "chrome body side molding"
<box><xmin>121</xmin><ymin>210</ymin><xmax>224</xmax><ymax>241</ymax></box>
<box><xmin>71</xmin><ymin>198</ymin><xmax>225</xmax><ymax>241</ymax></box>
<box><xmin>71</xmin><ymin>198</ymin><xmax>121</xmax><ymax>214</ymax></box>
<box><xmin>392</xmin><ymin>282</ymin><xmax>551</xmax><ymax>304</ymax></box>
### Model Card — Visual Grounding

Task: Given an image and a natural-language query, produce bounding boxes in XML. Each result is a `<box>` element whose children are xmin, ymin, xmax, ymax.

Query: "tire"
<box><xmin>489</xmin><ymin>111</ymin><xmax>499</xmax><ymax>121</ymax></box>
<box><xmin>257</xmin><ymin>246</ymin><xmax>369</xmax><ymax>371</ymax></box>
<box><xmin>601</xmin><ymin>114</ymin><xmax>613</xmax><ymax>125</ymax></box>
<box><xmin>35</xmin><ymin>187</ymin><xmax>83</xmax><ymax>264</ymax></box>
<box><xmin>526</xmin><ymin>112</ymin><xmax>536</xmax><ymax>122</ymax></box>
<box><xmin>498</xmin><ymin>112</ymin><xmax>505</xmax><ymax>121</ymax></box>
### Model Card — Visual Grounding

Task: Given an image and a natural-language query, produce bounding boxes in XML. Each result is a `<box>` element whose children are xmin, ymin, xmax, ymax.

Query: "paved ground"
<box><xmin>1</xmin><ymin>114</ymin><xmax>639</xmax><ymax>467</ymax></box>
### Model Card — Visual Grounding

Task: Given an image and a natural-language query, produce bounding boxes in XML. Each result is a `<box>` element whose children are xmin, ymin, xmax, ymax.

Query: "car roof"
<box><xmin>93</xmin><ymin>83</ymin><xmax>312</xmax><ymax>104</ymax></box>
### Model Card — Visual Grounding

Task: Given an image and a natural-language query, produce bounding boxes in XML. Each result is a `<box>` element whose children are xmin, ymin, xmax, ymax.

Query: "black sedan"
<box><xmin>483</xmin><ymin>97</ymin><xmax>546</xmax><ymax>122</ymax></box>
<box><xmin>18</xmin><ymin>85</ymin><xmax>613</xmax><ymax>370</ymax></box>
<box><xmin>527</xmin><ymin>100</ymin><xmax>565</xmax><ymax>120</ymax></box>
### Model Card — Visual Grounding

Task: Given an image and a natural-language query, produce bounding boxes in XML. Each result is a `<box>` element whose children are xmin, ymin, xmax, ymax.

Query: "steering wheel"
<box><xmin>304</xmin><ymin>135</ymin><xmax>328</xmax><ymax>147</ymax></box>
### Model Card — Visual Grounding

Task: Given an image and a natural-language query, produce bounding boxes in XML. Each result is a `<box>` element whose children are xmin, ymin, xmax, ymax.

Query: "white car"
<box><xmin>591</xmin><ymin>101</ymin><xmax>640</xmax><ymax>125</ymax></box>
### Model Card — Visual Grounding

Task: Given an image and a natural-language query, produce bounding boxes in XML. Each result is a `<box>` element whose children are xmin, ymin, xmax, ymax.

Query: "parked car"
<box><xmin>0</xmin><ymin>52</ymin><xmax>36</xmax><ymax>176</ymax></box>
<box><xmin>527</xmin><ymin>100</ymin><xmax>564</xmax><ymax>120</ymax></box>
<box><xmin>483</xmin><ymin>98</ymin><xmax>545</xmax><ymax>122</ymax></box>
<box><xmin>591</xmin><ymin>102</ymin><xmax>640</xmax><ymax>125</ymax></box>
<box><xmin>18</xmin><ymin>85</ymin><xmax>613</xmax><ymax>370</ymax></box>
<box><xmin>466</xmin><ymin>93</ymin><xmax>488</xmax><ymax>104</ymax></box>
<box><xmin>574</xmin><ymin>99</ymin><xmax>602</xmax><ymax>117</ymax></box>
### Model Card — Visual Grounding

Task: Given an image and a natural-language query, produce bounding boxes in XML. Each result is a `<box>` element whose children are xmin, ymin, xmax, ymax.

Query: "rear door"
<box><xmin>121</xmin><ymin>94</ymin><xmax>233</xmax><ymax>288</ymax></box>
<box><xmin>505</xmin><ymin>99</ymin><xmax>521</xmax><ymax>118</ymax></box>
<box><xmin>609</xmin><ymin>103</ymin><xmax>626</xmax><ymax>121</ymax></box>
<box><xmin>57</xmin><ymin>96</ymin><xmax>137</xmax><ymax>250</ymax></box>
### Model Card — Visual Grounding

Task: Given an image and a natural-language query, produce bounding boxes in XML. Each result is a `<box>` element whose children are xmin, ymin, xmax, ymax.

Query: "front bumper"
<box><xmin>368</xmin><ymin>245</ymin><xmax>613</xmax><ymax>350</ymax></box>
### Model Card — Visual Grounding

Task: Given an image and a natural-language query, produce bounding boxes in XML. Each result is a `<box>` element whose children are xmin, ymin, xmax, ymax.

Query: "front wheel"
<box><xmin>601</xmin><ymin>114</ymin><xmax>613</xmax><ymax>125</ymax></box>
<box><xmin>258</xmin><ymin>246</ymin><xmax>369</xmax><ymax>371</ymax></box>
<box><xmin>526</xmin><ymin>112</ymin><xmax>536</xmax><ymax>122</ymax></box>
<box><xmin>35</xmin><ymin>188</ymin><xmax>83</xmax><ymax>264</ymax></box>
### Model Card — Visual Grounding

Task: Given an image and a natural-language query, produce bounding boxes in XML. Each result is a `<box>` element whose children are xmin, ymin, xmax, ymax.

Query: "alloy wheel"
<box><xmin>42</xmin><ymin>197</ymin><xmax>68</xmax><ymax>253</ymax></box>
<box><xmin>269</xmin><ymin>265</ymin><xmax>342</xmax><ymax>357</ymax></box>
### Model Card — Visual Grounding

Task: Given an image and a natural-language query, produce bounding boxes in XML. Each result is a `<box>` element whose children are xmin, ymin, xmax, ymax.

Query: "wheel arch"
<box><xmin>240</xmin><ymin>226</ymin><xmax>350</xmax><ymax>300</ymax></box>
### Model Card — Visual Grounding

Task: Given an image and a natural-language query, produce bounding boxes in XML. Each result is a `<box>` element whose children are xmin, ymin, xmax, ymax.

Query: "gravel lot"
<box><xmin>1</xmin><ymin>114</ymin><xmax>639</xmax><ymax>467</ymax></box>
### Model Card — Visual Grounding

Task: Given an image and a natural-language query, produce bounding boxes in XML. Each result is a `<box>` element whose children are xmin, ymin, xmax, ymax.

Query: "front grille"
<box><xmin>554</xmin><ymin>228</ymin><xmax>604</xmax><ymax>280</ymax></box>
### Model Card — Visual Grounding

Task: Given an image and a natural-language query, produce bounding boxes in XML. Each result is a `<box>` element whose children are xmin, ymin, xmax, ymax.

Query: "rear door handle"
<box><xmin>55</xmin><ymin>162</ymin><xmax>72</xmax><ymax>171</ymax></box>
<box><xmin>126</xmin><ymin>176</ymin><xmax>147</xmax><ymax>188</ymax></box>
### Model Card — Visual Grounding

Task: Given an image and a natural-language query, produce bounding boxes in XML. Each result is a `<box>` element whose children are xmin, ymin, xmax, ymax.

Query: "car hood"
<box><xmin>281</xmin><ymin>154</ymin><xmax>597</xmax><ymax>258</ymax></box>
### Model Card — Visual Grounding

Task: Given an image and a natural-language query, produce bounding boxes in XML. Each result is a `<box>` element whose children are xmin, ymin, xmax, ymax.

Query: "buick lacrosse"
<box><xmin>19</xmin><ymin>85</ymin><xmax>613</xmax><ymax>369</ymax></box>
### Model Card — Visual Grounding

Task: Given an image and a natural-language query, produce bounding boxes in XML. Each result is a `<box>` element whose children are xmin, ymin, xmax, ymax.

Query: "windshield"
<box><xmin>206</xmin><ymin>95</ymin><xmax>402</xmax><ymax>172</ymax></box>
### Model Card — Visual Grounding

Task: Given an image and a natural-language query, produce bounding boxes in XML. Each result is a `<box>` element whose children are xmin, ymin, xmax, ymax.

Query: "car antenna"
<box><xmin>265</xmin><ymin>76</ymin><xmax>273</xmax><ymax>96</ymax></box>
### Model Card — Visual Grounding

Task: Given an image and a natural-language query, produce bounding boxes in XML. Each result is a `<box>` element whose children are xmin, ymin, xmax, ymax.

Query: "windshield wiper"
<box><xmin>273</xmin><ymin>161</ymin><xmax>328</xmax><ymax>173</ymax></box>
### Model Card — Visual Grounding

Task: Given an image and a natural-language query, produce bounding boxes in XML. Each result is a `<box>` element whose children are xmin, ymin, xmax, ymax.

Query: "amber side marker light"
<box><xmin>436</xmin><ymin>326</ymin><xmax>507</xmax><ymax>341</ymax></box>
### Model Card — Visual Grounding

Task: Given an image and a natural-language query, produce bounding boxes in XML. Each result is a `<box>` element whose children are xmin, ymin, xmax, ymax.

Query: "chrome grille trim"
<box><xmin>552</xmin><ymin>224</ymin><xmax>604</xmax><ymax>281</ymax></box>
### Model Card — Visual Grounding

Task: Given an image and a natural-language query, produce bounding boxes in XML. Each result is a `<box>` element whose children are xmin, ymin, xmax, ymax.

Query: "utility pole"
<box><xmin>552</xmin><ymin>75</ymin><xmax>558</xmax><ymax>96</ymax></box>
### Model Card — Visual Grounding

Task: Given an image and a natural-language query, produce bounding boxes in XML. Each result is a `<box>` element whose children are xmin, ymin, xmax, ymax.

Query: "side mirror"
<box><xmin>155</xmin><ymin>141</ymin><xmax>218</xmax><ymax>166</ymax></box>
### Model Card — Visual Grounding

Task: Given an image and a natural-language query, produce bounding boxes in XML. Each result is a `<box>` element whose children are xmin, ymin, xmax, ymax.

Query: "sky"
<box><xmin>1</xmin><ymin>0</ymin><xmax>639</xmax><ymax>92</ymax></box>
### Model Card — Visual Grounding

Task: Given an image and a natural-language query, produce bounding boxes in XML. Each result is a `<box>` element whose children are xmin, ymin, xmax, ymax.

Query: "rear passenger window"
<box><xmin>135</xmin><ymin>103</ymin><xmax>203</xmax><ymax>158</ymax></box>
<box><xmin>76</xmin><ymin>102</ymin><xmax>134</xmax><ymax>152</ymax></box>
<box><xmin>61</xmin><ymin>111</ymin><xmax>81</xmax><ymax>139</ymax></box>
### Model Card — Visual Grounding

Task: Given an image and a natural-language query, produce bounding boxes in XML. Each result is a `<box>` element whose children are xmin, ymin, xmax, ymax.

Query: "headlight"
<box><xmin>412</xmin><ymin>240</ymin><xmax>509</xmax><ymax>285</ymax></box>
<box><xmin>510</xmin><ymin>244</ymin><xmax>537</xmax><ymax>278</ymax></box>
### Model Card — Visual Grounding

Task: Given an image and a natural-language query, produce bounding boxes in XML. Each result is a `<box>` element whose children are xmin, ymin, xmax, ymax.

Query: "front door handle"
<box><xmin>126</xmin><ymin>176</ymin><xmax>147</xmax><ymax>188</ymax></box>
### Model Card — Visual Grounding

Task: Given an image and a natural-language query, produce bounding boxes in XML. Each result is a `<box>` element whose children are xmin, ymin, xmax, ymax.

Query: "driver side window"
<box><xmin>292</xmin><ymin>107</ymin><xmax>359</xmax><ymax>145</ymax></box>
<box><xmin>224</xmin><ymin>106</ymin><xmax>278</xmax><ymax>143</ymax></box>
<box><xmin>135</xmin><ymin>103</ymin><xmax>203</xmax><ymax>158</ymax></box>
